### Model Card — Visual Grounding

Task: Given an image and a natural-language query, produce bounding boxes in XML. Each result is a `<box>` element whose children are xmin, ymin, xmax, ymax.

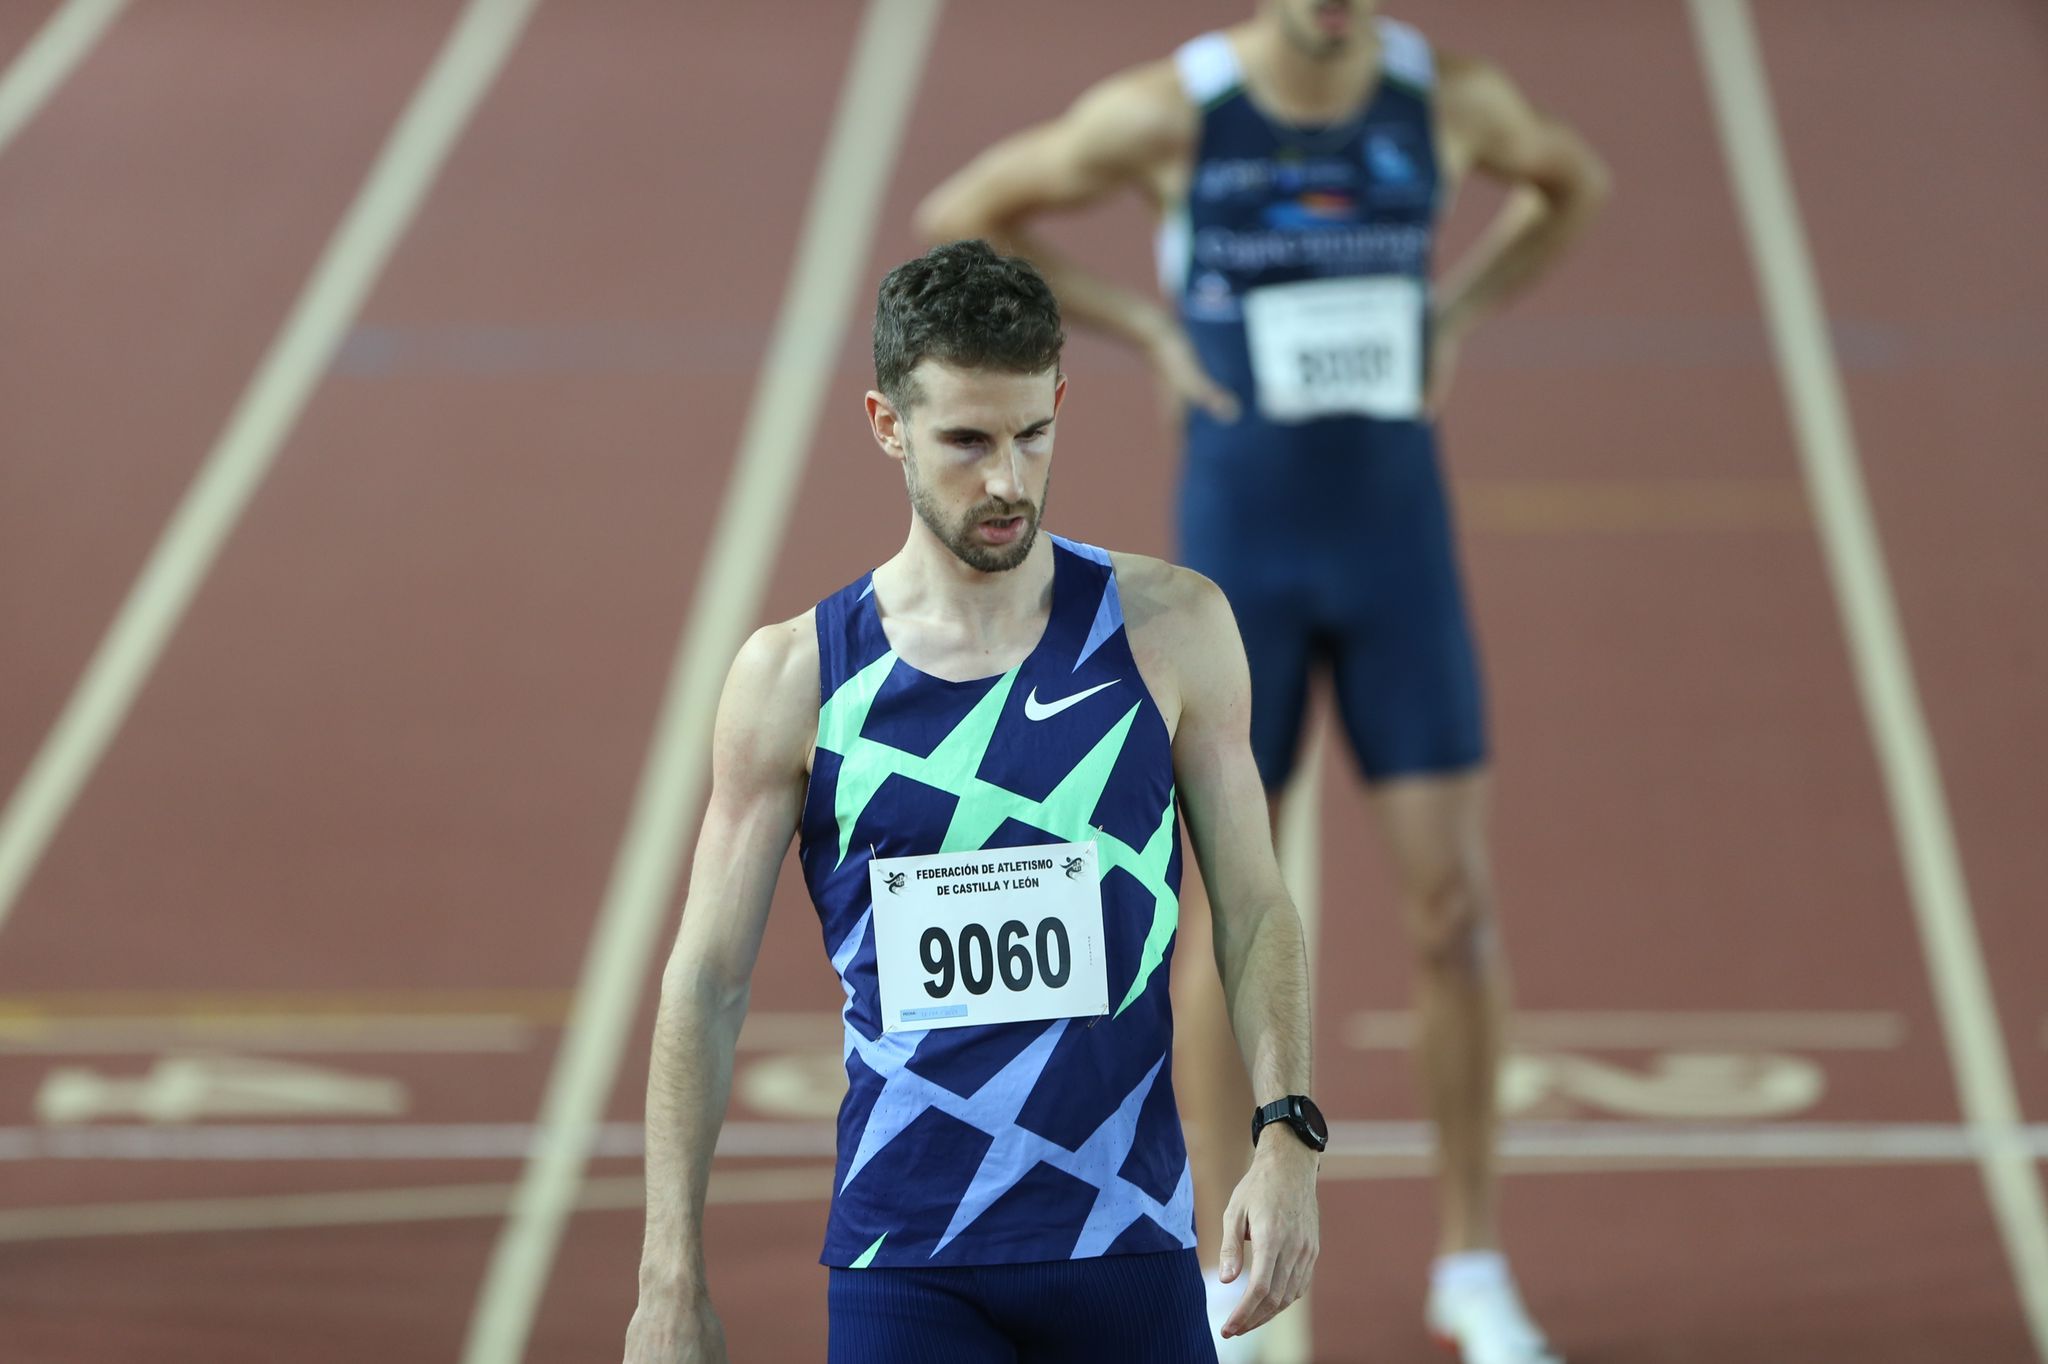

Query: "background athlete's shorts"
<box><xmin>1179</xmin><ymin>412</ymin><xmax>1486</xmax><ymax>789</ymax></box>
<box><xmin>826</xmin><ymin>1249</ymin><xmax>1215</xmax><ymax>1363</ymax></box>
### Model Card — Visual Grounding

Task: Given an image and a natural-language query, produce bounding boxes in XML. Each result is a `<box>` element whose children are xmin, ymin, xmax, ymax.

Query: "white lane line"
<box><xmin>0</xmin><ymin>1166</ymin><xmax>834</xmax><ymax>1244</ymax></box>
<box><xmin>457</xmin><ymin>4</ymin><xmax>944</xmax><ymax>1360</ymax></box>
<box><xmin>1332</xmin><ymin>1120</ymin><xmax>2048</xmax><ymax>1163</ymax></box>
<box><xmin>0</xmin><ymin>0</ymin><xmax>541</xmax><ymax>938</ymax></box>
<box><xmin>0</xmin><ymin>0</ymin><xmax>129</xmax><ymax>156</ymax></box>
<box><xmin>1689</xmin><ymin>2</ymin><xmax>2048</xmax><ymax>1356</ymax></box>
<box><xmin>25</xmin><ymin>1116</ymin><xmax>2048</xmax><ymax>1166</ymax></box>
<box><xmin>1346</xmin><ymin>1009</ymin><xmax>1906</xmax><ymax>1051</ymax></box>
<box><xmin>9</xmin><ymin>1122</ymin><xmax>2045</xmax><ymax>1244</ymax></box>
<box><xmin>0</xmin><ymin>1119</ymin><xmax>839</xmax><ymax>1162</ymax></box>
<box><xmin>0</xmin><ymin>1014</ymin><xmax>533</xmax><ymax>1054</ymax></box>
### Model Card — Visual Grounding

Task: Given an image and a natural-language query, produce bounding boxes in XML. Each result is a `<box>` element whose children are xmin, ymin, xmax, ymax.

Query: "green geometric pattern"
<box><xmin>816</xmin><ymin>651</ymin><xmax>1180</xmax><ymax>1017</ymax></box>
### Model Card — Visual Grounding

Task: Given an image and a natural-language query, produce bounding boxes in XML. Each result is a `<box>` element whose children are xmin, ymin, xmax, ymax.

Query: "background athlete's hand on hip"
<box><xmin>1146</xmin><ymin>328</ymin><xmax>1241</xmax><ymax>425</ymax></box>
<box><xmin>622</xmin><ymin>1294</ymin><xmax>726</xmax><ymax>1364</ymax></box>
<box><xmin>1216</xmin><ymin>1136</ymin><xmax>1320</xmax><ymax>1339</ymax></box>
<box><xmin>1424</xmin><ymin>325</ymin><xmax>1463</xmax><ymax>418</ymax></box>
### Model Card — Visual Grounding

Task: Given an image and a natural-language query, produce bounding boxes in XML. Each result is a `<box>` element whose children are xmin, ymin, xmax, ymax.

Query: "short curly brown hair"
<box><xmin>872</xmin><ymin>240</ymin><xmax>1064</xmax><ymax>412</ymax></box>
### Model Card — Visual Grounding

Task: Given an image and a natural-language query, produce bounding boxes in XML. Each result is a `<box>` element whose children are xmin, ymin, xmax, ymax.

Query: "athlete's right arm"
<box><xmin>913</xmin><ymin>65</ymin><xmax>1239</xmax><ymax>421</ymax></box>
<box><xmin>623</xmin><ymin>617</ymin><xmax>816</xmax><ymax>1364</ymax></box>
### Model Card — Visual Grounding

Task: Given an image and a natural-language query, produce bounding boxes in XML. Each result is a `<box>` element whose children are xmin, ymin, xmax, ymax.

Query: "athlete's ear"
<box><xmin>1052</xmin><ymin>372</ymin><xmax>1067</xmax><ymax>415</ymax></box>
<box><xmin>865</xmin><ymin>390</ymin><xmax>908</xmax><ymax>465</ymax></box>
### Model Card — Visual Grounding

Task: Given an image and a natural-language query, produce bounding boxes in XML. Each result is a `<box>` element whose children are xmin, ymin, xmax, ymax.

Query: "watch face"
<box><xmin>1293</xmin><ymin>1095</ymin><xmax>1329</xmax><ymax>1145</ymax></box>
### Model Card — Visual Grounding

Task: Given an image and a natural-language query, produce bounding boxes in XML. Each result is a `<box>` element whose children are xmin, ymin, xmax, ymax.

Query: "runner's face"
<box><xmin>898</xmin><ymin>360</ymin><xmax>1063</xmax><ymax>574</ymax></box>
<box><xmin>1268</xmin><ymin>0</ymin><xmax>1374</xmax><ymax>57</ymax></box>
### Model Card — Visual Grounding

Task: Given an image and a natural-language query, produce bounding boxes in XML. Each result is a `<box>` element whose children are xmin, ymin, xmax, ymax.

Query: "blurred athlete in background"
<box><xmin>918</xmin><ymin>3</ymin><xmax>1608</xmax><ymax>1360</ymax></box>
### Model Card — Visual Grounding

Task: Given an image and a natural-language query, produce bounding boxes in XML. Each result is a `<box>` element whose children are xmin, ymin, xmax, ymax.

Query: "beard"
<box><xmin>907</xmin><ymin>450</ymin><xmax>1048</xmax><ymax>574</ymax></box>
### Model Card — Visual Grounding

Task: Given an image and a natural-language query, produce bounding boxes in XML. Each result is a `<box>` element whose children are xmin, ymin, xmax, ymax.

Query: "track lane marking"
<box><xmin>9</xmin><ymin>1119</ymin><xmax>2044</xmax><ymax>1165</ymax></box>
<box><xmin>0</xmin><ymin>0</ymin><xmax>129</xmax><ymax>156</ymax></box>
<box><xmin>9</xmin><ymin>1122</ymin><xmax>2048</xmax><ymax>1242</ymax></box>
<box><xmin>1346</xmin><ymin>1009</ymin><xmax>1905</xmax><ymax>1051</ymax></box>
<box><xmin>0</xmin><ymin>1166</ymin><xmax>834</xmax><ymax>1244</ymax></box>
<box><xmin>0</xmin><ymin>0</ymin><xmax>543</xmax><ymax>939</ymax></box>
<box><xmin>1689</xmin><ymin>2</ymin><xmax>2048</xmax><ymax>1354</ymax></box>
<box><xmin>456</xmin><ymin>4</ymin><xmax>944</xmax><ymax>1360</ymax></box>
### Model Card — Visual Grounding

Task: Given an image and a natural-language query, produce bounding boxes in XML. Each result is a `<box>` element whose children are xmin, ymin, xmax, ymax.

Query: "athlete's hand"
<box><xmin>1146</xmin><ymin>328</ymin><xmax>1241</xmax><ymax>424</ymax></box>
<box><xmin>623</xmin><ymin>1293</ymin><xmax>726</xmax><ymax>1364</ymax></box>
<box><xmin>1424</xmin><ymin>326</ymin><xmax>1463</xmax><ymax>417</ymax></box>
<box><xmin>1216</xmin><ymin>1134</ymin><xmax>1320</xmax><ymax>1338</ymax></box>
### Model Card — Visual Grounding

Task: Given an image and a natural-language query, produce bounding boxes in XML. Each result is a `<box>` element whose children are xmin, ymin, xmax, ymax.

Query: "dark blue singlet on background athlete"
<box><xmin>1161</xmin><ymin>19</ymin><xmax>1486</xmax><ymax>787</ymax></box>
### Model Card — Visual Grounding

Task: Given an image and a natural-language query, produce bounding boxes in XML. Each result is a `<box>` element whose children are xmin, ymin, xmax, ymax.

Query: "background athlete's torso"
<box><xmin>1160</xmin><ymin>19</ymin><xmax>1488</xmax><ymax>785</ymax></box>
<box><xmin>799</xmin><ymin>537</ymin><xmax>1196</xmax><ymax>1268</ymax></box>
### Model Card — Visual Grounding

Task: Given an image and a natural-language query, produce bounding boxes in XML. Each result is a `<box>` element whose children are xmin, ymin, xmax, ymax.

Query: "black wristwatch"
<box><xmin>1251</xmin><ymin>1094</ymin><xmax>1328</xmax><ymax>1153</ymax></box>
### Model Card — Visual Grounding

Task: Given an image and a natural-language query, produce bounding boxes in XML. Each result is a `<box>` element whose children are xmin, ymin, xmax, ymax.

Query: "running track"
<box><xmin>1</xmin><ymin>2</ymin><xmax>2044</xmax><ymax>1361</ymax></box>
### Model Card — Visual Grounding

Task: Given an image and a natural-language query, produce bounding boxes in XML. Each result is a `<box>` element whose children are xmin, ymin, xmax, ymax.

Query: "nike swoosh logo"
<box><xmin>1023</xmin><ymin>679</ymin><xmax>1120</xmax><ymax>722</ymax></box>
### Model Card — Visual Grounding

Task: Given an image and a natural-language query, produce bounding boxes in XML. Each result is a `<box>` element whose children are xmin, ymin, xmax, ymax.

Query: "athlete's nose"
<box><xmin>984</xmin><ymin>442</ymin><xmax>1025</xmax><ymax>505</ymax></box>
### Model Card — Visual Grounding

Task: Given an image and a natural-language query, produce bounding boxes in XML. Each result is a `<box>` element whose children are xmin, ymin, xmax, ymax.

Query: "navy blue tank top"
<box><xmin>1159</xmin><ymin>20</ymin><xmax>1441</xmax><ymax>442</ymax></box>
<box><xmin>799</xmin><ymin>536</ymin><xmax>1195</xmax><ymax>1269</ymax></box>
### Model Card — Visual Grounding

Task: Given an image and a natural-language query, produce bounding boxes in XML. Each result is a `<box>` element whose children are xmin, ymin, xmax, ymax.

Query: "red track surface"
<box><xmin>1</xmin><ymin>3</ymin><xmax>2042</xmax><ymax>1362</ymax></box>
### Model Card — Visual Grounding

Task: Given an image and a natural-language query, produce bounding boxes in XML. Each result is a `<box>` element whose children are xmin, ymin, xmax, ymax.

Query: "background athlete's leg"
<box><xmin>1329</xmin><ymin>458</ymin><xmax>1556</xmax><ymax>1357</ymax></box>
<box><xmin>1370</xmin><ymin>770</ymin><xmax>1507</xmax><ymax>1256</ymax></box>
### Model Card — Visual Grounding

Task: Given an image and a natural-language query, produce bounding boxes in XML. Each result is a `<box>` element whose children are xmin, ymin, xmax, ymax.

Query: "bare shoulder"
<box><xmin>1109</xmin><ymin>553</ymin><xmax>1239</xmax><ymax>726</ymax></box>
<box><xmin>1433</xmin><ymin>48</ymin><xmax>1524</xmax><ymax>131</ymax></box>
<box><xmin>1065</xmin><ymin>57</ymin><xmax>1197</xmax><ymax>164</ymax></box>
<box><xmin>719</xmin><ymin>610</ymin><xmax>819</xmax><ymax>776</ymax></box>
<box><xmin>1111</xmin><ymin>551</ymin><xmax>1228</xmax><ymax>628</ymax></box>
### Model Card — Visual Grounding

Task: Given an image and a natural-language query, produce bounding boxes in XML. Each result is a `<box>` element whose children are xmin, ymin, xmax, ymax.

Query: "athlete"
<box><xmin>622</xmin><ymin>242</ymin><xmax>1321</xmax><ymax>1364</ymax></box>
<box><xmin>915</xmin><ymin>4</ymin><xmax>1610</xmax><ymax>1362</ymax></box>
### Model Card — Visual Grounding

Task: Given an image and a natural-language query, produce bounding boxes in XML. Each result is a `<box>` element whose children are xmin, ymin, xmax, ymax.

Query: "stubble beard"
<box><xmin>906</xmin><ymin>449</ymin><xmax>1047</xmax><ymax>574</ymax></box>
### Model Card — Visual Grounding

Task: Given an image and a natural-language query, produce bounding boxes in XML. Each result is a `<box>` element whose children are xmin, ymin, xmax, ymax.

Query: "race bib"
<box><xmin>869</xmin><ymin>841</ymin><xmax>1109</xmax><ymax>1034</ymax></box>
<box><xmin>1241</xmin><ymin>275</ymin><xmax>1425</xmax><ymax>422</ymax></box>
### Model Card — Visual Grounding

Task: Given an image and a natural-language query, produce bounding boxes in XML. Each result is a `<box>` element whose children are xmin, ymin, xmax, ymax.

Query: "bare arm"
<box><xmin>1130</xmin><ymin>559</ymin><xmax>1317</xmax><ymax>1338</ymax></box>
<box><xmin>914</xmin><ymin>66</ymin><xmax>1239</xmax><ymax>420</ymax></box>
<box><xmin>1433</xmin><ymin>53</ymin><xmax>1612</xmax><ymax>345</ymax></box>
<box><xmin>1165</xmin><ymin>574</ymin><xmax>1312</xmax><ymax>1121</ymax></box>
<box><xmin>625</xmin><ymin>618</ymin><xmax>815</xmax><ymax>1364</ymax></box>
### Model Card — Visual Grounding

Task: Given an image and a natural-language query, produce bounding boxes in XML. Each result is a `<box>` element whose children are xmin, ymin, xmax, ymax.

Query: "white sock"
<box><xmin>1431</xmin><ymin>1249</ymin><xmax>1511</xmax><ymax>1295</ymax></box>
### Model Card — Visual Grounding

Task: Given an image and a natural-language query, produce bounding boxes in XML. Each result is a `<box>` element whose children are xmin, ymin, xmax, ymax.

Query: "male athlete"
<box><xmin>622</xmin><ymin>242</ymin><xmax>1321</xmax><ymax>1363</ymax></box>
<box><xmin>917</xmin><ymin>3</ymin><xmax>1609</xmax><ymax>1361</ymax></box>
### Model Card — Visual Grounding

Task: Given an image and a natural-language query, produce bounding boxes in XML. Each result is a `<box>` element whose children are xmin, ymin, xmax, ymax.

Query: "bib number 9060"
<box><xmin>921</xmin><ymin>917</ymin><xmax>1072</xmax><ymax>998</ymax></box>
<box><xmin>869</xmin><ymin>840</ymin><xmax>1109</xmax><ymax>1033</ymax></box>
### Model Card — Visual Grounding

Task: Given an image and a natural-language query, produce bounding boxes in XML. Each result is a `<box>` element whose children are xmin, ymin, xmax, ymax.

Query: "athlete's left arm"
<box><xmin>1135</xmin><ymin>560</ymin><xmax>1319</xmax><ymax>1339</ymax></box>
<box><xmin>1430</xmin><ymin>54</ymin><xmax>1613</xmax><ymax>400</ymax></box>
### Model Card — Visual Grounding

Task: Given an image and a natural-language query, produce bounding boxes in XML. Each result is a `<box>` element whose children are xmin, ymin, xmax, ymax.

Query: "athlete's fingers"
<box><xmin>1222</xmin><ymin>1215</ymin><xmax>1280</xmax><ymax>1336</ymax></box>
<box><xmin>1276</xmin><ymin>1238</ymin><xmax>1314</xmax><ymax>1308</ymax></box>
<box><xmin>1216</xmin><ymin>1194</ymin><xmax>1249</xmax><ymax>1282</ymax></box>
<box><xmin>1192</xmin><ymin>377</ymin><xmax>1241</xmax><ymax>423</ymax></box>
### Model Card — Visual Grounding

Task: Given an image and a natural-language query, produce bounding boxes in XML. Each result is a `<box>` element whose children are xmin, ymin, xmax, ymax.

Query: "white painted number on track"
<box><xmin>36</xmin><ymin>1056</ymin><xmax>408</xmax><ymax>1124</ymax></box>
<box><xmin>1501</xmin><ymin>1050</ymin><xmax>1825</xmax><ymax>1121</ymax></box>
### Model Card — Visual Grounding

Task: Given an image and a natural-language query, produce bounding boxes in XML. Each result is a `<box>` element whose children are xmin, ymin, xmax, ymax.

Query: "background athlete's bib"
<box><xmin>1242</xmin><ymin>275</ymin><xmax>1425</xmax><ymax>422</ymax></box>
<box><xmin>868</xmin><ymin>840</ymin><xmax>1109</xmax><ymax>1034</ymax></box>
